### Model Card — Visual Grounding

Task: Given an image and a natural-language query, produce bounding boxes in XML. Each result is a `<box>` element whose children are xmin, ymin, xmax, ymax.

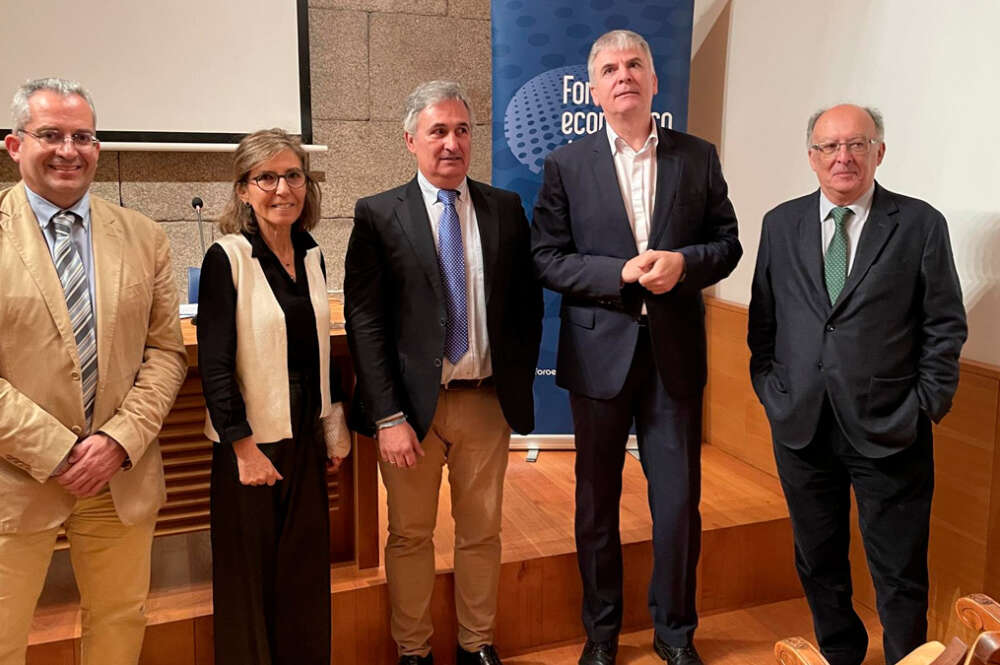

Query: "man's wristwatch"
<box><xmin>376</xmin><ymin>414</ymin><xmax>407</xmax><ymax>431</ymax></box>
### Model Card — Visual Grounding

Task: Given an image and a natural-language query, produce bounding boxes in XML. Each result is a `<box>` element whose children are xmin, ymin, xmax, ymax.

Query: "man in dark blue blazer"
<box><xmin>748</xmin><ymin>104</ymin><xmax>967</xmax><ymax>665</ymax></box>
<box><xmin>531</xmin><ymin>30</ymin><xmax>741</xmax><ymax>665</ymax></box>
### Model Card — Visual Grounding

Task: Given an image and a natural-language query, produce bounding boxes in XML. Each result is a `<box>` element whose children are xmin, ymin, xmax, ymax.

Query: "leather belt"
<box><xmin>442</xmin><ymin>376</ymin><xmax>495</xmax><ymax>390</ymax></box>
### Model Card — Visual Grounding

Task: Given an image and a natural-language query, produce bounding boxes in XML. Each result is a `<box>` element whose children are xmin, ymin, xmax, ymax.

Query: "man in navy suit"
<box><xmin>531</xmin><ymin>30</ymin><xmax>741</xmax><ymax>665</ymax></box>
<box><xmin>748</xmin><ymin>104</ymin><xmax>967</xmax><ymax>665</ymax></box>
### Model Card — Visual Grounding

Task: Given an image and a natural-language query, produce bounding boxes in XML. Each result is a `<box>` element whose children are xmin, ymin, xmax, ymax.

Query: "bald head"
<box><xmin>807</xmin><ymin>104</ymin><xmax>886</xmax><ymax>206</ymax></box>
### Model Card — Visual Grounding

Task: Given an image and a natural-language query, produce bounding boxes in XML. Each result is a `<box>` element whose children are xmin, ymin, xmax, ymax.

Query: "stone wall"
<box><xmin>0</xmin><ymin>0</ymin><xmax>492</xmax><ymax>299</ymax></box>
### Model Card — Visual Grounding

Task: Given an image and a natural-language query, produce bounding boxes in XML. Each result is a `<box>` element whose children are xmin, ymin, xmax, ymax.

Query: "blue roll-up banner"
<box><xmin>492</xmin><ymin>0</ymin><xmax>695</xmax><ymax>441</ymax></box>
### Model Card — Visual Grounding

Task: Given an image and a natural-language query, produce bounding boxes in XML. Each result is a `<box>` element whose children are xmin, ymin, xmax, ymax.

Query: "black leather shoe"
<box><xmin>579</xmin><ymin>639</ymin><xmax>618</xmax><ymax>665</ymax></box>
<box><xmin>398</xmin><ymin>653</ymin><xmax>433</xmax><ymax>665</ymax></box>
<box><xmin>653</xmin><ymin>634</ymin><xmax>703</xmax><ymax>665</ymax></box>
<box><xmin>457</xmin><ymin>644</ymin><xmax>502</xmax><ymax>665</ymax></box>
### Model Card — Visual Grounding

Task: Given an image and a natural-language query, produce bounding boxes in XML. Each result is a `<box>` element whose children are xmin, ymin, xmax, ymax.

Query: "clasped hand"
<box><xmin>621</xmin><ymin>250</ymin><xmax>685</xmax><ymax>294</ymax></box>
<box><xmin>56</xmin><ymin>433</ymin><xmax>128</xmax><ymax>498</ymax></box>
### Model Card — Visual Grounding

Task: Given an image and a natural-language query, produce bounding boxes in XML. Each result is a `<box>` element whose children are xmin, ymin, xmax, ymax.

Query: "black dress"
<box><xmin>198</xmin><ymin>230</ymin><xmax>343</xmax><ymax>665</ymax></box>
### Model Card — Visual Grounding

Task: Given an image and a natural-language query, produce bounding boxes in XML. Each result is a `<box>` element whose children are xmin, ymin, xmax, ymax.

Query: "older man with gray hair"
<box><xmin>0</xmin><ymin>78</ymin><xmax>186</xmax><ymax>665</ymax></box>
<box><xmin>345</xmin><ymin>80</ymin><xmax>542</xmax><ymax>665</ymax></box>
<box><xmin>749</xmin><ymin>103</ymin><xmax>966</xmax><ymax>665</ymax></box>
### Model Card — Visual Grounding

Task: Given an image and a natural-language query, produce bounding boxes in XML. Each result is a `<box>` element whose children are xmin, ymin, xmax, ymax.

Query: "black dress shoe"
<box><xmin>457</xmin><ymin>644</ymin><xmax>502</xmax><ymax>665</ymax></box>
<box><xmin>579</xmin><ymin>639</ymin><xmax>618</xmax><ymax>665</ymax></box>
<box><xmin>398</xmin><ymin>653</ymin><xmax>434</xmax><ymax>665</ymax></box>
<box><xmin>653</xmin><ymin>634</ymin><xmax>703</xmax><ymax>665</ymax></box>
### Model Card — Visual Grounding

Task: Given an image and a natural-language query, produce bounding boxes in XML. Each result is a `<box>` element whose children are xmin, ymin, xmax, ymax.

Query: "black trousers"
<box><xmin>210</xmin><ymin>373</ymin><xmax>331</xmax><ymax>665</ymax></box>
<box><xmin>570</xmin><ymin>328</ymin><xmax>703</xmax><ymax>647</ymax></box>
<box><xmin>774</xmin><ymin>397</ymin><xmax>934</xmax><ymax>665</ymax></box>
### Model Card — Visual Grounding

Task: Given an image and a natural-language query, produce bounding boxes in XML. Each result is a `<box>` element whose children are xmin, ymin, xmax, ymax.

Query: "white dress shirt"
<box><xmin>819</xmin><ymin>183</ymin><xmax>875</xmax><ymax>274</ymax></box>
<box><xmin>416</xmin><ymin>171</ymin><xmax>491</xmax><ymax>383</ymax></box>
<box><xmin>607</xmin><ymin>121</ymin><xmax>658</xmax><ymax>313</ymax></box>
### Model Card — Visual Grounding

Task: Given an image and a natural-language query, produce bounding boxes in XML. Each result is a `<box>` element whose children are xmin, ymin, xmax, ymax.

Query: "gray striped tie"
<box><xmin>52</xmin><ymin>211</ymin><xmax>97</xmax><ymax>427</ymax></box>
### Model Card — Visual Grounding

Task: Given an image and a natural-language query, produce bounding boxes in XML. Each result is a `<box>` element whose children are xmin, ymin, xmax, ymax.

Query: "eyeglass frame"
<box><xmin>809</xmin><ymin>137</ymin><xmax>881</xmax><ymax>156</ymax></box>
<box><xmin>17</xmin><ymin>128</ymin><xmax>99</xmax><ymax>150</ymax></box>
<box><xmin>244</xmin><ymin>169</ymin><xmax>309</xmax><ymax>192</ymax></box>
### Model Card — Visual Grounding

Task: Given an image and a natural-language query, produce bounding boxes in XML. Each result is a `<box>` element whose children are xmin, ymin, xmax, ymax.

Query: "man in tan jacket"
<box><xmin>0</xmin><ymin>78</ymin><xmax>187</xmax><ymax>665</ymax></box>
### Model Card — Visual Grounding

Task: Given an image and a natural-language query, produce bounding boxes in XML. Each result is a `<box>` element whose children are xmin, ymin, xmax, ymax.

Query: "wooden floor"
<box><xmin>29</xmin><ymin>445</ymin><xmax>798</xmax><ymax>664</ymax></box>
<box><xmin>332</xmin><ymin>444</ymin><xmax>788</xmax><ymax>590</ymax></box>
<box><xmin>505</xmin><ymin>597</ymin><xmax>885</xmax><ymax>665</ymax></box>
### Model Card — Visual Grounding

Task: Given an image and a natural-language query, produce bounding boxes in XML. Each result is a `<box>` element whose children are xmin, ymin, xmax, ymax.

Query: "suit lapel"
<box><xmin>647</xmin><ymin>129</ymin><xmax>681</xmax><ymax>248</ymax></box>
<box><xmin>394</xmin><ymin>178</ymin><xmax>443</xmax><ymax>301</ymax></box>
<box><xmin>589</xmin><ymin>134</ymin><xmax>638</xmax><ymax>254</ymax></box>
<box><xmin>831</xmin><ymin>184</ymin><xmax>898</xmax><ymax>315</ymax></box>
<box><xmin>90</xmin><ymin>203</ymin><xmax>123</xmax><ymax>415</ymax></box>
<box><xmin>468</xmin><ymin>180</ymin><xmax>499</xmax><ymax>306</ymax></box>
<box><xmin>1</xmin><ymin>184</ymin><xmax>78</xmax><ymax>353</ymax></box>
<box><xmin>797</xmin><ymin>192</ymin><xmax>829</xmax><ymax>310</ymax></box>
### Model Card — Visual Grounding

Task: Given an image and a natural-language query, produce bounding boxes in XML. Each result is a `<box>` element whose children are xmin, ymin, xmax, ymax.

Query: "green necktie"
<box><xmin>824</xmin><ymin>206</ymin><xmax>853</xmax><ymax>305</ymax></box>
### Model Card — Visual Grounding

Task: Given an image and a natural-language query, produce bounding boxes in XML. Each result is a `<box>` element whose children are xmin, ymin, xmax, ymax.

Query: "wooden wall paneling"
<box><xmin>988</xmin><ymin>393</ymin><xmax>1000</xmax><ymax>603</ymax></box>
<box><xmin>704</xmin><ymin>298</ymin><xmax>777</xmax><ymax>477</ymax></box>
<box><xmin>494</xmin><ymin>559</ymin><xmax>546</xmax><ymax>655</ymax></box>
<box><xmin>193</xmin><ymin>616</ymin><xmax>214</xmax><ymax>665</ymax></box>
<box><xmin>330</xmin><ymin>585</ymin><xmax>395</xmax><ymax>665</ymax></box>
<box><xmin>139</xmin><ymin>620</ymin><xmax>195</xmax><ymax>665</ymax></box>
<box><xmin>354</xmin><ymin>432</ymin><xmax>380</xmax><ymax>569</ymax></box>
<box><xmin>540</xmin><ymin>552</ymin><xmax>586</xmax><ymax>646</ymax></box>
<box><xmin>25</xmin><ymin>640</ymin><xmax>76</xmax><ymax>665</ymax></box>
<box><xmin>699</xmin><ymin>519</ymin><xmax>802</xmax><ymax>613</ymax></box>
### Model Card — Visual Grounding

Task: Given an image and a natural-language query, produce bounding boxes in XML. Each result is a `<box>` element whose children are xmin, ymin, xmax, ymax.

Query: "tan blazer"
<box><xmin>0</xmin><ymin>183</ymin><xmax>187</xmax><ymax>534</ymax></box>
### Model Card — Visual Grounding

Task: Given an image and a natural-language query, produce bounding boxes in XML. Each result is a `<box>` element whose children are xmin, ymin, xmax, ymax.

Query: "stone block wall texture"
<box><xmin>1</xmin><ymin>1</ymin><xmax>493</xmax><ymax>299</ymax></box>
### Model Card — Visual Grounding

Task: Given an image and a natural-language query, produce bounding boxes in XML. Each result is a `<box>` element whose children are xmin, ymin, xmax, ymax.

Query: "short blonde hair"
<box><xmin>216</xmin><ymin>128</ymin><xmax>321</xmax><ymax>235</ymax></box>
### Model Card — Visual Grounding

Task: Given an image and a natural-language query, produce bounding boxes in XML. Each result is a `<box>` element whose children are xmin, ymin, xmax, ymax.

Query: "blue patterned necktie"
<box><xmin>436</xmin><ymin>189</ymin><xmax>468</xmax><ymax>364</ymax></box>
<box><xmin>52</xmin><ymin>210</ymin><xmax>98</xmax><ymax>427</ymax></box>
<box><xmin>824</xmin><ymin>206</ymin><xmax>853</xmax><ymax>305</ymax></box>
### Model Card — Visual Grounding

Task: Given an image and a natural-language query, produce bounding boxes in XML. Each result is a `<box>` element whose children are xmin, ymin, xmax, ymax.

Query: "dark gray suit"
<box><xmin>748</xmin><ymin>182</ymin><xmax>967</xmax><ymax>665</ymax></box>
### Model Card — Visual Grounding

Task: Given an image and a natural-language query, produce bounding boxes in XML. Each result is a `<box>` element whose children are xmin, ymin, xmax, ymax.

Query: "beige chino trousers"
<box><xmin>380</xmin><ymin>385</ymin><xmax>511</xmax><ymax>656</ymax></box>
<box><xmin>0</xmin><ymin>489</ymin><xmax>155</xmax><ymax>665</ymax></box>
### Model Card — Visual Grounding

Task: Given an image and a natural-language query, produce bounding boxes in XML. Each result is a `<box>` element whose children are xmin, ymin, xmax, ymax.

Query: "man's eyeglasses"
<box><xmin>809</xmin><ymin>137</ymin><xmax>879</xmax><ymax>156</ymax></box>
<box><xmin>19</xmin><ymin>129</ymin><xmax>99</xmax><ymax>150</ymax></box>
<box><xmin>248</xmin><ymin>169</ymin><xmax>308</xmax><ymax>191</ymax></box>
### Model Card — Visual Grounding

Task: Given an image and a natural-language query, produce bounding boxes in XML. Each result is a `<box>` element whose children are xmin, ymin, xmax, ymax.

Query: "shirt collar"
<box><xmin>819</xmin><ymin>183</ymin><xmax>876</xmax><ymax>223</ymax></box>
<box><xmin>24</xmin><ymin>184</ymin><xmax>91</xmax><ymax>231</ymax></box>
<box><xmin>416</xmin><ymin>170</ymin><xmax>469</xmax><ymax>206</ymax></box>
<box><xmin>606</xmin><ymin>120</ymin><xmax>658</xmax><ymax>156</ymax></box>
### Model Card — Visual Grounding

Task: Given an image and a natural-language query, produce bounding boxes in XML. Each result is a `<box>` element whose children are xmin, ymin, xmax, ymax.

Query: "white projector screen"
<box><xmin>1</xmin><ymin>0</ymin><xmax>311</xmax><ymax>143</ymax></box>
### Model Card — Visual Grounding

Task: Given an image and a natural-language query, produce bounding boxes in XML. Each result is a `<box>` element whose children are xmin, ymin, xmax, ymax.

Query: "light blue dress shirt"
<box><xmin>24</xmin><ymin>185</ymin><xmax>98</xmax><ymax>327</ymax></box>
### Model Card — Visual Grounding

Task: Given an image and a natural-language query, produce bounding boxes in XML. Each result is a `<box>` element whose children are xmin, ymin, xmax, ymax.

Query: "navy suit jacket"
<box><xmin>531</xmin><ymin>127</ymin><xmax>741</xmax><ymax>400</ymax></box>
<box><xmin>748</xmin><ymin>183</ymin><xmax>967</xmax><ymax>457</ymax></box>
<box><xmin>344</xmin><ymin>177</ymin><xmax>543</xmax><ymax>440</ymax></box>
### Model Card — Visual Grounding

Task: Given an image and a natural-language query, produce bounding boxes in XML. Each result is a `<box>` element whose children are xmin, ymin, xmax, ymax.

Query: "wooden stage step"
<box><xmin>27</xmin><ymin>445</ymin><xmax>801</xmax><ymax>665</ymax></box>
<box><xmin>504</xmin><ymin>597</ymin><xmax>885</xmax><ymax>665</ymax></box>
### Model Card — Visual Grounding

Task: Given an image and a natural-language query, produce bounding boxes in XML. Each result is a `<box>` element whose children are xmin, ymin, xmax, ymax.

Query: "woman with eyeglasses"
<box><xmin>196</xmin><ymin>128</ymin><xmax>350</xmax><ymax>665</ymax></box>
